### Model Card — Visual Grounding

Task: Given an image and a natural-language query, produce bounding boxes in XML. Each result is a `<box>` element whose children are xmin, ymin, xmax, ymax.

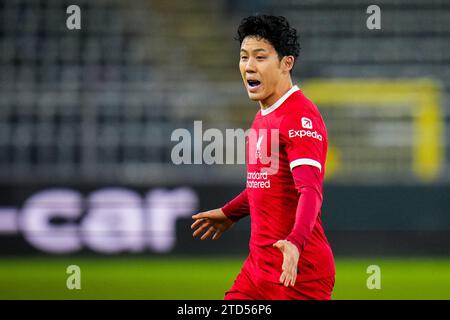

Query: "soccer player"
<box><xmin>191</xmin><ymin>14</ymin><xmax>335</xmax><ymax>300</ymax></box>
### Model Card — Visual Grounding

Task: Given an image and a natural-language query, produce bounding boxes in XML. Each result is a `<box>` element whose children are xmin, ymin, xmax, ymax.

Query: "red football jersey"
<box><xmin>245</xmin><ymin>85</ymin><xmax>335</xmax><ymax>283</ymax></box>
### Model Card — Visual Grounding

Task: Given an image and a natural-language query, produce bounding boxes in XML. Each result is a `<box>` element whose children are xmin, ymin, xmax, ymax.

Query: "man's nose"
<box><xmin>245</xmin><ymin>58</ymin><xmax>256</xmax><ymax>72</ymax></box>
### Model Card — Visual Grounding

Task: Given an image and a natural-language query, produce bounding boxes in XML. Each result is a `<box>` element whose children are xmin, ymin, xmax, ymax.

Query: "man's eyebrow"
<box><xmin>240</xmin><ymin>48</ymin><xmax>268</xmax><ymax>54</ymax></box>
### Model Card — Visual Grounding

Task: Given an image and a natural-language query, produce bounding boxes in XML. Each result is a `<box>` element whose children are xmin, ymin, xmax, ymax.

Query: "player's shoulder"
<box><xmin>281</xmin><ymin>90</ymin><xmax>325</xmax><ymax>128</ymax></box>
<box><xmin>286</xmin><ymin>89</ymin><xmax>321</xmax><ymax>117</ymax></box>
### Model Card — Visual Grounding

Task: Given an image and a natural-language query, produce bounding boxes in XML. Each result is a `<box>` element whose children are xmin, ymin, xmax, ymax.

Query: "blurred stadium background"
<box><xmin>1</xmin><ymin>0</ymin><xmax>450</xmax><ymax>299</ymax></box>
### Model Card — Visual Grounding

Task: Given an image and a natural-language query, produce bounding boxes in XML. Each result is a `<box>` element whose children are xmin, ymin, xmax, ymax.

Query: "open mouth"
<box><xmin>247</xmin><ymin>80</ymin><xmax>261</xmax><ymax>87</ymax></box>
<box><xmin>246</xmin><ymin>79</ymin><xmax>261</xmax><ymax>93</ymax></box>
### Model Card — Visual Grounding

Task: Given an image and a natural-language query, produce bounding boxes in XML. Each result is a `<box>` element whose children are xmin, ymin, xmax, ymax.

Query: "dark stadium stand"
<box><xmin>0</xmin><ymin>0</ymin><xmax>449</xmax><ymax>185</ymax></box>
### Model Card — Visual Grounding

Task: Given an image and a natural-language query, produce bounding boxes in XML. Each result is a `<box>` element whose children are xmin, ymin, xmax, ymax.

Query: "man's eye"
<box><xmin>256</xmin><ymin>56</ymin><xmax>266</xmax><ymax>60</ymax></box>
<box><xmin>240</xmin><ymin>56</ymin><xmax>248</xmax><ymax>60</ymax></box>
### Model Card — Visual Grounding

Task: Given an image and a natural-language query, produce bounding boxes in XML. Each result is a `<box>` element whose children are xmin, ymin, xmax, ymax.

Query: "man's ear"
<box><xmin>282</xmin><ymin>56</ymin><xmax>295</xmax><ymax>73</ymax></box>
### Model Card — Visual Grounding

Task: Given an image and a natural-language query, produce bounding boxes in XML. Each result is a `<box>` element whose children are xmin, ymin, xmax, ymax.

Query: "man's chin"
<box><xmin>247</xmin><ymin>92</ymin><xmax>262</xmax><ymax>101</ymax></box>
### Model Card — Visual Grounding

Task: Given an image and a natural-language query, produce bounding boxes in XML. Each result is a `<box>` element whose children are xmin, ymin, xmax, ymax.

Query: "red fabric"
<box><xmin>222</xmin><ymin>189</ymin><xmax>250</xmax><ymax>222</ymax></box>
<box><xmin>241</xmin><ymin>87</ymin><xmax>335</xmax><ymax>283</ymax></box>
<box><xmin>285</xmin><ymin>165</ymin><xmax>323</xmax><ymax>253</ymax></box>
<box><xmin>224</xmin><ymin>255</ymin><xmax>334</xmax><ymax>300</ymax></box>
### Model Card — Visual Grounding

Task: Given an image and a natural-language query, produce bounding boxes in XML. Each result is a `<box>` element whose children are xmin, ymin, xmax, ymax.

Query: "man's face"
<box><xmin>239</xmin><ymin>36</ymin><xmax>285</xmax><ymax>105</ymax></box>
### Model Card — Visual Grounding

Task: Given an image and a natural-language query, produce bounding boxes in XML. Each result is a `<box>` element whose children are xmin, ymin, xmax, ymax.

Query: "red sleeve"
<box><xmin>285</xmin><ymin>165</ymin><xmax>323</xmax><ymax>253</ymax></box>
<box><xmin>280</xmin><ymin>112</ymin><xmax>325</xmax><ymax>173</ymax></box>
<box><xmin>221</xmin><ymin>189</ymin><xmax>250</xmax><ymax>222</ymax></box>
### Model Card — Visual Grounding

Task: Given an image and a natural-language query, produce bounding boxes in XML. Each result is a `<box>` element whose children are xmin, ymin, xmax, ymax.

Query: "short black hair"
<box><xmin>236</xmin><ymin>14</ymin><xmax>300</xmax><ymax>62</ymax></box>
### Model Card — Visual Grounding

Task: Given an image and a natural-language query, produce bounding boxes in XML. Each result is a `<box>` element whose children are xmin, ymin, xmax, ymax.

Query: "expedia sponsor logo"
<box><xmin>301</xmin><ymin>117</ymin><xmax>313</xmax><ymax>129</ymax></box>
<box><xmin>288</xmin><ymin>129</ymin><xmax>323</xmax><ymax>141</ymax></box>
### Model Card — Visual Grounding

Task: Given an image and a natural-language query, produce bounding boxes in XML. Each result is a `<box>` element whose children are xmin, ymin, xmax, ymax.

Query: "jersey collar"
<box><xmin>260</xmin><ymin>85</ymin><xmax>300</xmax><ymax>116</ymax></box>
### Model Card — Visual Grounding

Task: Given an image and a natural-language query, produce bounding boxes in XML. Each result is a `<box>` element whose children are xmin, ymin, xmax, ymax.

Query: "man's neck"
<box><xmin>259</xmin><ymin>81</ymin><xmax>293</xmax><ymax>110</ymax></box>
